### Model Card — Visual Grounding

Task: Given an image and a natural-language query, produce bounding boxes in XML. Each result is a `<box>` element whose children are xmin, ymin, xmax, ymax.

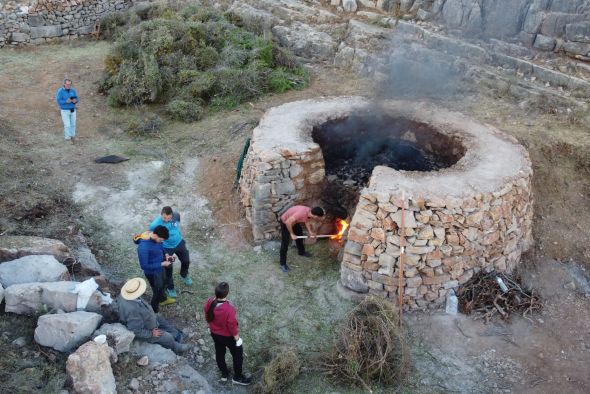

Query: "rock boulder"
<box><xmin>93</xmin><ymin>323</ymin><xmax>135</xmax><ymax>354</ymax></box>
<box><xmin>0</xmin><ymin>236</ymin><xmax>71</xmax><ymax>263</ymax></box>
<box><xmin>66</xmin><ymin>340</ymin><xmax>116</xmax><ymax>394</ymax></box>
<box><xmin>34</xmin><ymin>311</ymin><xmax>102</xmax><ymax>352</ymax></box>
<box><xmin>0</xmin><ymin>255</ymin><xmax>68</xmax><ymax>287</ymax></box>
<box><xmin>4</xmin><ymin>281</ymin><xmax>104</xmax><ymax>315</ymax></box>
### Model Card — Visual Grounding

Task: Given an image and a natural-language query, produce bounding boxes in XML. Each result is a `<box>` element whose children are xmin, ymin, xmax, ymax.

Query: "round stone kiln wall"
<box><xmin>240</xmin><ymin>97</ymin><xmax>533</xmax><ymax>309</ymax></box>
<box><xmin>341</xmin><ymin>169</ymin><xmax>533</xmax><ymax>310</ymax></box>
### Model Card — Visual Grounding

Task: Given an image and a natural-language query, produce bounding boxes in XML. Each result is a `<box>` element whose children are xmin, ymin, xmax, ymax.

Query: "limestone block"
<box><xmin>272</xmin><ymin>22</ymin><xmax>337</xmax><ymax>60</ymax></box>
<box><xmin>343</xmin><ymin>0</ymin><xmax>358</xmax><ymax>12</ymax></box>
<box><xmin>534</xmin><ymin>34</ymin><xmax>556</xmax><ymax>51</ymax></box>
<box><xmin>10</xmin><ymin>32</ymin><xmax>28</xmax><ymax>42</ymax></box>
<box><xmin>34</xmin><ymin>311</ymin><xmax>102</xmax><ymax>352</ymax></box>
<box><xmin>390</xmin><ymin>210</ymin><xmax>417</xmax><ymax>228</ymax></box>
<box><xmin>93</xmin><ymin>323</ymin><xmax>135</xmax><ymax>355</ymax></box>
<box><xmin>565</xmin><ymin>21</ymin><xmax>590</xmax><ymax>43</ymax></box>
<box><xmin>341</xmin><ymin>266</ymin><xmax>369</xmax><ymax>292</ymax></box>
<box><xmin>0</xmin><ymin>255</ymin><xmax>68</xmax><ymax>287</ymax></box>
<box><xmin>30</xmin><ymin>25</ymin><xmax>62</xmax><ymax>38</ymax></box>
<box><xmin>358</xmin><ymin>0</ymin><xmax>377</xmax><ymax>8</ymax></box>
<box><xmin>66</xmin><ymin>340</ymin><xmax>116</xmax><ymax>394</ymax></box>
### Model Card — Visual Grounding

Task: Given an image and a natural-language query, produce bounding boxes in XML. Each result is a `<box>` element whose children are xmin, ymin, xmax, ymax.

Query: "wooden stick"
<box><xmin>398</xmin><ymin>190</ymin><xmax>406</xmax><ymax>326</ymax></box>
<box><xmin>294</xmin><ymin>234</ymin><xmax>336</xmax><ymax>239</ymax></box>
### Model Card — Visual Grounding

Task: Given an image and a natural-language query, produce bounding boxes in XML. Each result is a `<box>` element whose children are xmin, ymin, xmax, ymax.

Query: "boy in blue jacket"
<box><xmin>55</xmin><ymin>79</ymin><xmax>79</xmax><ymax>142</ymax></box>
<box><xmin>150</xmin><ymin>206</ymin><xmax>193</xmax><ymax>298</ymax></box>
<box><xmin>137</xmin><ymin>225</ymin><xmax>175</xmax><ymax>312</ymax></box>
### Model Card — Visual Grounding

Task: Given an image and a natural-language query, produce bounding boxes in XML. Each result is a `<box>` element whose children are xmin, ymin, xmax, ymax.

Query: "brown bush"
<box><xmin>254</xmin><ymin>347</ymin><xmax>302</xmax><ymax>394</ymax></box>
<box><xmin>322</xmin><ymin>297</ymin><xmax>410</xmax><ymax>391</ymax></box>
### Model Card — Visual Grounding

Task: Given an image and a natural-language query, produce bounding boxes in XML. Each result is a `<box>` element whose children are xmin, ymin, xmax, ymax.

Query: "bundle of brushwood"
<box><xmin>457</xmin><ymin>271</ymin><xmax>542</xmax><ymax>323</ymax></box>
<box><xmin>322</xmin><ymin>297</ymin><xmax>410</xmax><ymax>392</ymax></box>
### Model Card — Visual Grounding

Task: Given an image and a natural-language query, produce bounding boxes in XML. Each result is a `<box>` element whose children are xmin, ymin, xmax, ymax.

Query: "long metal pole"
<box><xmin>398</xmin><ymin>191</ymin><xmax>406</xmax><ymax>326</ymax></box>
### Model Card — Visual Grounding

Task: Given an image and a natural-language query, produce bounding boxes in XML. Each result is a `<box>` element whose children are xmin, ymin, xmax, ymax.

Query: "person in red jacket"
<box><xmin>203</xmin><ymin>282</ymin><xmax>252</xmax><ymax>385</ymax></box>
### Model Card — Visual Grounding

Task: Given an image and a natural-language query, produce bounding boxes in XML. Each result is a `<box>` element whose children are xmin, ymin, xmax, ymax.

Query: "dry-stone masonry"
<box><xmin>0</xmin><ymin>0</ymin><xmax>138</xmax><ymax>47</ymax></box>
<box><xmin>240</xmin><ymin>97</ymin><xmax>533</xmax><ymax>308</ymax></box>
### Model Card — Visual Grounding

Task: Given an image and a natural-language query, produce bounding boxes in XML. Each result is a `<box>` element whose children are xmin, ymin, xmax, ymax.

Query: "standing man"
<box><xmin>279</xmin><ymin>205</ymin><xmax>325</xmax><ymax>272</ymax></box>
<box><xmin>150</xmin><ymin>206</ymin><xmax>193</xmax><ymax>299</ymax></box>
<box><xmin>55</xmin><ymin>79</ymin><xmax>79</xmax><ymax>142</ymax></box>
<box><xmin>137</xmin><ymin>225</ymin><xmax>176</xmax><ymax>312</ymax></box>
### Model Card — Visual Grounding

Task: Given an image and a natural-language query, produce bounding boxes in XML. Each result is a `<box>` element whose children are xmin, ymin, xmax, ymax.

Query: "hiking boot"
<box><xmin>159</xmin><ymin>297</ymin><xmax>176</xmax><ymax>306</ymax></box>
<box><xmin>299</xmin><ymin>251</ymin><xmax>312</xmax><ymax>258</ymax></box>
<box><xmin>175</xmin><ymin>343</ymin><xmax>190</xmax><ymax>354</ymax></box>
<box><xmin>232</xmin><ymin>375</ymin><xmax>252</xmax><ymax>386</ymax></box>
<box><xmin>166</xmin><ymin>289</ymin><xmax>177</xmax><ymax>298</ymax></box>
<box><xmin>281</xmin><ymin>265</ymin><xmax>290</xmax><ymax>273</ymax></box>
<box><xmin>181</xmin><ymin>276</ymin><xmax>193</xmax><ymax>286</ymax></box>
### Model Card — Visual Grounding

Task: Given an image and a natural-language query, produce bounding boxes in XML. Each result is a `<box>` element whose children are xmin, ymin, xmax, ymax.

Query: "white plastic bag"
<box><xmin>73</xmin><ymin>278</ymin><xmax>99</xmax><ymax>310</ymax></box>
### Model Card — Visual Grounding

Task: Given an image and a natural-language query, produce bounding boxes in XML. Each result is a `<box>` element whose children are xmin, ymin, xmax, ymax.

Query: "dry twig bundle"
<box><xmin>254</xmin><ymin>347</ymin><xmax>302</xmax><ymax>394</ymax></box>
<box><xmin>457</xmin><ymin>271</ymin><xmax>542</xmax><ymax>322</ymax></box>
<box><xmin>322</xmin><ymin>297</ymin><xmax>410</xmax><ymax>392</ymax></box>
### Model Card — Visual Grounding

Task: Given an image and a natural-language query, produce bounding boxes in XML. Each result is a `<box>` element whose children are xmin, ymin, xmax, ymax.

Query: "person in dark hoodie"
<box><xmin>136</xmin><ymin>225</ymin><xmax>175</xmax><ymax>312</ymax></box>
<box><xmin>55</xmin><ymin>78</ymin><xmax>79</xmax><ymax>142</ymax></box>
<box><xmin>203</xmin><ymin>282</ymin><xmax>252</xmax><ymax>385</ymax></box>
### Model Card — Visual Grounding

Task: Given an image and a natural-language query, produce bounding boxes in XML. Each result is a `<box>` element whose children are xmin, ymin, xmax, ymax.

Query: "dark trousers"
<box><xmin>145</xmin><ymin>272</ymin><xmax>166</xmax><ymax>313</ymax></box>
<box><xmin>146</xmin><ymin>315</ymin><xmax>182</xmax><ymax>353</ymax></box>
<box><xmin>279</xmin><ymin>222</ymin><xmax>305</xmax><ymax>266</ymax></box>
<box><xmin>211</xmin><ymin>333</ymin><xmax>244</xmax><ymax>378</ymax></box>
<box><xmin>163</xmin><ymin>239</ymin><xmax>191</xmax><ymax>290</ymax></box>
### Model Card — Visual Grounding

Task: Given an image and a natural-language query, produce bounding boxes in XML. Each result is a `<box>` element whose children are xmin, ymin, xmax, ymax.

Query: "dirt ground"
<box><xmin>1</xmin><ymin>39</ymin><xmax>590</xmax><ymax>393</ymax></box>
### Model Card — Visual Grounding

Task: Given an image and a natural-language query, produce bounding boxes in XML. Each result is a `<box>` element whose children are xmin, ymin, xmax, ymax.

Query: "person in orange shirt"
<box><xmin>279</xmin><ymin>205</ymin><xmax>325</xmax><ymax>272</ymax></box>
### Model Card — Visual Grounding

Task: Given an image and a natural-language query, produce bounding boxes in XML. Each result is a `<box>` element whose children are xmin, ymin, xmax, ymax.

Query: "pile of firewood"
<box><xmin>457</xmin><ymin>271</ymin><xmax>542</xmax><ymax>322</ymax></box>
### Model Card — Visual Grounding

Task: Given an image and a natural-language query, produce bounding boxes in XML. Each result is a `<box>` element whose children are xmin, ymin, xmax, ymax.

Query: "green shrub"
<box><xmin>100</xmin><ymin>4</ymin><xmax>309</xmax><ymax>121</ymax></box>
<box><xmin>166</xmin><ymin>100</ymin><xmax>204</xmax><ymax>122</ymax></box>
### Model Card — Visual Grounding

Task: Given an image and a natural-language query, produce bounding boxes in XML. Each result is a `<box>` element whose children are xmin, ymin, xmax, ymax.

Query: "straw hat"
<box><xmin>121</xmin><ymin>277</ymin><xmax>147</xmax><ymax>300</ymax></box>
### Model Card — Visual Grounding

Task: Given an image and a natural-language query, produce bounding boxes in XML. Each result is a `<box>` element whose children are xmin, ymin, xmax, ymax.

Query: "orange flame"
<box><xmin>330</xmin><ymin>219</ymin><xmax>350</xmax><ymax>240</ymax></box>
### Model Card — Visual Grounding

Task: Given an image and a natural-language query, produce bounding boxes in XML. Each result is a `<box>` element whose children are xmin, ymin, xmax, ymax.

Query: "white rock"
<box><xmin>34</xmin><ymin>311</ymin><xmax>102</xmax><ymax>352</ymax></box>
<box><xmin>93</xmin><ymin>323</ymin><xmax>135</xmax><ymax>354</ymax></box>
<box><xmin>0</xmin><ymin>255</ymin><xmax>68</xmax><ymax>287</ymax></box>
<box><xmin>129</xmin><ymin>378</ymin><xmax>140</xmax><ymax>390</ymax></box>
<box><xmin>66</xmin><ymin>340</ymin><xmax>116</xmax><ymax>394</ymax></box>
<box><xmin>343</xmin><ymin>0</ymin><xmax>358</xmax><ymax>12</ymax></box>
<box><xmin>4</xmin><ymin>281</ymin><xmax>103</xmax><ymax>315</ymax></box>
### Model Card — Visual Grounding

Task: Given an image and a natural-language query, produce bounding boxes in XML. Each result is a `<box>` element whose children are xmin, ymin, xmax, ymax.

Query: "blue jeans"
<box><xmin>60</xmin><ymin>109</ymin><xmax>76</xmax><ymax>139</ymax></box>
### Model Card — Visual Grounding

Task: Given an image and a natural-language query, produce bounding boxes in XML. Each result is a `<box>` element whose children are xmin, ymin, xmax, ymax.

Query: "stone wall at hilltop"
<box><xmin>0</xmin><ymin>0</ymin><xmax>135</xmax><ymax>47</ymax></box>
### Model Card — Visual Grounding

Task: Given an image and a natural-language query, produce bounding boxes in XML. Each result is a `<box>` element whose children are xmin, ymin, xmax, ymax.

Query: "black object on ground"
<box><xmin>94</xmin><ymin>155</ymin><xmax>130</xmax><ymax>164</ymax></box>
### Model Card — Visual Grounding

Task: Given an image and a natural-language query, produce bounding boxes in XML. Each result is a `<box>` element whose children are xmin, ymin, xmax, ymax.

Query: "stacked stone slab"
<box><xmin>240</xmin><ymin>97</ymin><xmax>533</xmax><ymax>308</ymax></box>
<box><xmin>0</xmin><ymin>0</ymin><xmax>136</xmax><ymax>47</ymax></box>
<box><xmin>239</xmin><ymin>97</ymin><xmax>369</xmax><ymax>240</ymax></box>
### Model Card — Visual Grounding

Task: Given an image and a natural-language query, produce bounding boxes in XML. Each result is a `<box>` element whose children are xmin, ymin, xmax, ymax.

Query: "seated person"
<box><xmin>118</xmin><ymin>277</ymin><xmax>189</xmax><ymax>354</ymax></box>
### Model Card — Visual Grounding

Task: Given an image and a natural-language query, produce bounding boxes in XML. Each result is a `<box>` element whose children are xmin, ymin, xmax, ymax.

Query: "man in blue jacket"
<box><xmin>150</xmin><ymin>206</ymin><xmax>193</xmax><ymax>299</ymax></box>
<box><xmin>137</xmin><ymin>225</ymin><xmax>175</xmax><ymax>313</ymax></box>
<box><xmin>55</xmin><ymin>79</ymin><xmax>79</xmax><ymax>142</ymax></box>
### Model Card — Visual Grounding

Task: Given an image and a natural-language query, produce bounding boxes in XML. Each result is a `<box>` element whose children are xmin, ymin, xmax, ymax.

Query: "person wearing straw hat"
<box><xmin>118</xmin><ymin>277</ymin><xmax>189</xmax><ymax>354</ymax></box>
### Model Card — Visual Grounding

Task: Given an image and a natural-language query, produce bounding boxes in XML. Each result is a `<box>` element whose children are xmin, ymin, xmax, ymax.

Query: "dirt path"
<box><xmin>1</xmin><ymin>40</ymin><xmax>590</xmax><ymax>393</ymax></box>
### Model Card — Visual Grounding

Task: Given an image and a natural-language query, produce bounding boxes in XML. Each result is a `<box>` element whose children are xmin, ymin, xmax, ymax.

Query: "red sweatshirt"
<box><xmin>203</xmin><ymin>297</ymin><xmax>239</xmax><ymax>337</ymax></box>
